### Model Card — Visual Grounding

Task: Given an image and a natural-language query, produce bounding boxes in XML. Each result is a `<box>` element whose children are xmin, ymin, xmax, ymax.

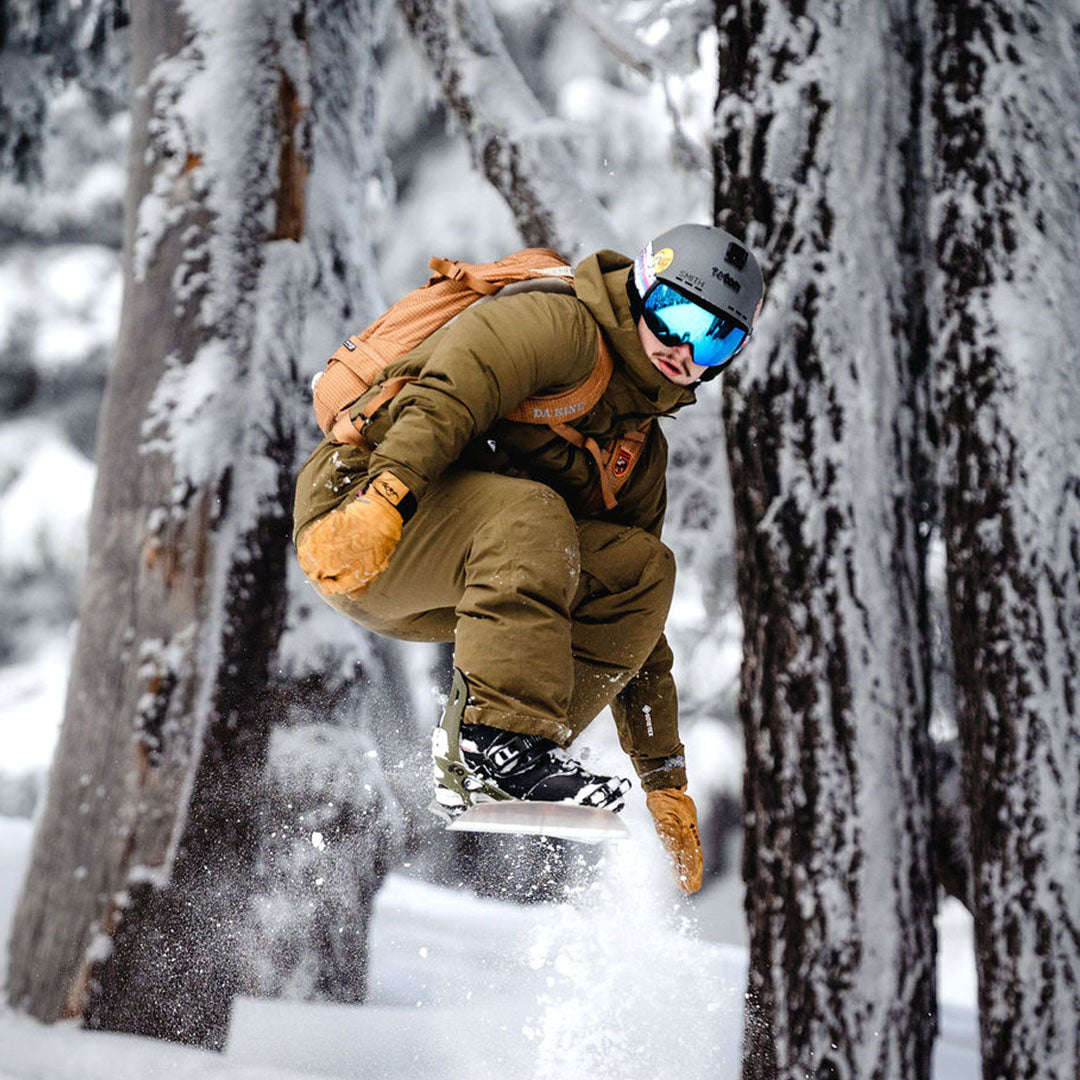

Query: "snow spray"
<box><xmin>523</xmin><ymin>832</ymin><xmax>745</xmax><ymax>1080</ymax></box>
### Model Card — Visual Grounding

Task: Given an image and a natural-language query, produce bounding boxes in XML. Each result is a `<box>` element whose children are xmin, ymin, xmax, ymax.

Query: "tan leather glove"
<box><xmin>296</xmin><ymin>471</ymin><xmax>410</xmax><ymax>597</ymax></box>
<box><xmin>646</xmin><ymin>786</ymin><xmax>703</xmax><ymax>894</ymax></box>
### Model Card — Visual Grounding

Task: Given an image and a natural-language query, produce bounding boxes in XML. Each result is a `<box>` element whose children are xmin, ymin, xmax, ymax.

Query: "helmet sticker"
<box><xmin>653</xmin><ymin>247</ymin><xmax>674</xmax><ymax>274</ymax></box>
<box><xmin>633</xmin><ymin>241</ymin><xmax>655</xmax><ymax>296</ymax></box>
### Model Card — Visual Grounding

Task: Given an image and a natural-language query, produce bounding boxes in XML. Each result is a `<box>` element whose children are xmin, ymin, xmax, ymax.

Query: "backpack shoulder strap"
<box><xmin>507</xmin><ymin>330</ymin><xmax>653</xmax><ymax>512</ymax></box>
<box><xmin>505</xmin><ymin>329</ymin><xmax>613</xmax><ymax>425</ymax></box>
<box><xmin>551</xmin><ymin>417</ymin><xmax>653</xmax><ymax>514</ymax></box>
<box><xmin>329</xmin><ymin>375</ymin><xmax>419</xmax><ymax>447</ymax></box>
<box><xmin>580</xmin><ymin>420</ymin><xmax>653</xmax><ymax>514</ymax></box>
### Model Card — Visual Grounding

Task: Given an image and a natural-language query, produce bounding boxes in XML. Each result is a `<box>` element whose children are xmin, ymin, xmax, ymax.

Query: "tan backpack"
<box><xmin>311</xmin><ymin>248</ymin><xmax>648</xmax><ymax>511</ymax></box>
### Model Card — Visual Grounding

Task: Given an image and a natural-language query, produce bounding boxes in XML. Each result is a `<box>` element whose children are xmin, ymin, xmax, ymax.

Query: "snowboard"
<box><xmin>446</xmin><ymin>800</ymin><xmax>630</xmax><ymax>844</ymax></box>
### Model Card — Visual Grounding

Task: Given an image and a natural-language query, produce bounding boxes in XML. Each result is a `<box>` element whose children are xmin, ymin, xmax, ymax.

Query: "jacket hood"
<box><xmin>573</xmin><ymin>250</ymin><xmax>697</xmax><ymax>415</ymax></box>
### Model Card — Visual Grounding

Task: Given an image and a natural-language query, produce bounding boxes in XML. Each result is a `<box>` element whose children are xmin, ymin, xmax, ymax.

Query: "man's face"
<box><xmin>636</xmin><ymin>316</ymin><xmax>708</xmax><ymax>386</ymax></box>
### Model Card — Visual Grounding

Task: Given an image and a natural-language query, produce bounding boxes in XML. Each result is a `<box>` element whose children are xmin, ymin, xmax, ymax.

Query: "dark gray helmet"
<box><xmin>631</xmin><ymin>223</ymin><xmax>764</xmax><ymax>331</ymax></box>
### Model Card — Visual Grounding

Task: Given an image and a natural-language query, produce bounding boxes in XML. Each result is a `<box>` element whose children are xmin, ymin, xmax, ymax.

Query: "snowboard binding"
<box><xmin>429</xmin><ymin>668</ymin><xmax>514</xmax><ymax>821</ymax></box>
<box><xmin>428</xmin><ymin>669</ymin><xmax>631</xmax><ymax>844</ymax></box>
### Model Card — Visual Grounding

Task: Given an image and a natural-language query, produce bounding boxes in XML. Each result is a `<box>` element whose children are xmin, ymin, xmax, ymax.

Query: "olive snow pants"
<box><xmin>306</xmin><ymin>469</ymin><xmax>682</xmax><ymax>783</ymax></box>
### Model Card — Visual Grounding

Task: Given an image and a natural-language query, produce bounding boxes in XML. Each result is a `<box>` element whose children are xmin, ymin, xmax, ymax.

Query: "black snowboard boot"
<box><xmin>431</xmin><ymin>670</ymin><xmax>631</xmax><ymax>820</ymax></box>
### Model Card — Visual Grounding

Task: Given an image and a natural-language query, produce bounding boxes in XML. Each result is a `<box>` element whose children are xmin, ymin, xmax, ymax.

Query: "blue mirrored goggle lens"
<box><xmin>643</xmin><ymin>283</ymin><xmax>748</xmax><ymax>368</ymax></box>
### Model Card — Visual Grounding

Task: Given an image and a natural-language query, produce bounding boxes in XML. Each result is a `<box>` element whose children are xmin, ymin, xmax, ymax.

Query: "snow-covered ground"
<box><xmin>1</xmin><ymin>811</ymin><xmax>980</xmax><ymax>1080</ymax></box>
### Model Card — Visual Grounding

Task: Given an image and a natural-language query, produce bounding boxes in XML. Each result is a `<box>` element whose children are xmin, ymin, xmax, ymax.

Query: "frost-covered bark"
<box><xmin>6</xmin><ymin>0</ymin><xmax>413</xmax><ymax>1047</ymax></box>
<box><xmin>715</xmin><ymin>3</ymin><xmax>937</xmax><ymax>1078</ymax></box>
<box><xmin>396</xmin><ymin>0</ymin><xmax>621</xmax><ymax>255</ymax></box>
<box><xmin>929</xmin><ymin>6</ymin><xmax>1080</xmax><ymax>1078</ymax></box>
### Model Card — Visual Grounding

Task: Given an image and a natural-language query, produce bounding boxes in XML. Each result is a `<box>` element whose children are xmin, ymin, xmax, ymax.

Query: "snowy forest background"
<box><xmin>1</xmin><ymin>2</ymin><xmax>1078</xmax><ymax>1079</ymax></box>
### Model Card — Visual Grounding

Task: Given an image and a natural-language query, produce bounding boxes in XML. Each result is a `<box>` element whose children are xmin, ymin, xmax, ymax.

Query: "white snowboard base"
<box><xmin>446</xmin><ymin>800</ymin><xmax>631</xmax><ymax>843</ymax></box>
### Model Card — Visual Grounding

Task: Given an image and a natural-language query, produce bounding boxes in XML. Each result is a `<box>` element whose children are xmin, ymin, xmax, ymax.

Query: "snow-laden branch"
<box><xmin>558</xmin><ymin>0</ymin><xmax>710</xmax><ymax>174</ymax></box>
<box><xmin>397</xmin><ymin>0</ymin><xmax>623</xmax><ymax>256</ymax></box>
<box><xmin>0</xmin><ymin>0</ymin><xmax>128</xmax><ymax>182</ymax></box>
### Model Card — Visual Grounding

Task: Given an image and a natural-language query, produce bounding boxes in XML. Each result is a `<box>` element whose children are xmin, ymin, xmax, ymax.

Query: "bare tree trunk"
<box><xmin>6</xmin><ymin>0</ymin><xmax>407</xmax><ymax>1047</ymax></box>
<box><xmin>715</xmin><ymin>3</ymin><xmax>937</xmax><ymax>1078</ymax></box>
<box><xmin>929</xmin><ymin>5</ymin><xmax>1080</xmax><ymax>1078</ymax></box>
<box><xmin>396</xmin><ymin>0</ymin><xmax>621</xmax><ymax>255</ymax></box>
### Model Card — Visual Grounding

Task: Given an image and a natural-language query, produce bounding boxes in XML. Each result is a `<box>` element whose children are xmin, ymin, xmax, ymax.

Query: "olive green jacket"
<box><xmin>295</xmin><ymin>251</ymin><xmax>696</xmax><ymax>537</ymax></box>
<box><xmin>294</xmin><ymin>251</ymin><xmax>697</xmax><ymax>790</ymax></box>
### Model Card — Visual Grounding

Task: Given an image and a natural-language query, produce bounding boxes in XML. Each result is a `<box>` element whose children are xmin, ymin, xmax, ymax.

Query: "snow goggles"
<box><xmin>641</xmin><ymin>282</ymin><xmax>749</xmax><ymax>369</ymax></box>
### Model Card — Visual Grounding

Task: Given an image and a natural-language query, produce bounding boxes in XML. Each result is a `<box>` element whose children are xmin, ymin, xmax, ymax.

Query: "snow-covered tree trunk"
<box><xmin>396</xmin><ymin>0</ymin><xmax>622</xmax><ymax>256</ymax></box>
<box><xmin>715</xmin><ymin>3</ymin><xmax>937</xmax><ymax>1078</ymax></box>
<box><xmin>929</xmin><ymin>6</ymin><xmax>1080</xmax><ymax>1078</ymax></box>
<box><xmin>5</xmin><ymin>0</ymin><xmax>411</xmax><ymax>1047</ymax></box>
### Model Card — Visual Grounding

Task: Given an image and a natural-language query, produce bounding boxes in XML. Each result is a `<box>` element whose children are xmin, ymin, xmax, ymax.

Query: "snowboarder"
<box><xmin>293</xmin><ymin>224</ymin><xmax>764</xmax><ymax>893</ymax></box>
